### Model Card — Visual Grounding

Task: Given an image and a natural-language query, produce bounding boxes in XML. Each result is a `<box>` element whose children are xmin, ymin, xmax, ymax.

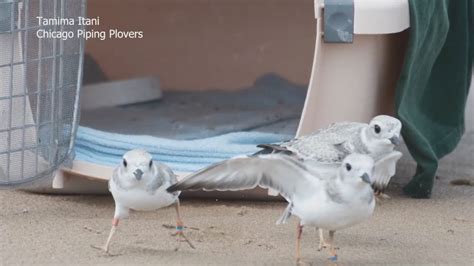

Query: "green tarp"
<box><xmin>395</xmin><ymin>0</ymin><xmax>473</xmax><ymax>198</ymax></box>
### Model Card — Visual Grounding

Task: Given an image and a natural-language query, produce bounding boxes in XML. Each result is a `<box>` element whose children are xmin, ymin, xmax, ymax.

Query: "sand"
<box><xmin>1</xmin><ymin>176</ymin><xmax>473</xmax><ymax>265</ymax></box>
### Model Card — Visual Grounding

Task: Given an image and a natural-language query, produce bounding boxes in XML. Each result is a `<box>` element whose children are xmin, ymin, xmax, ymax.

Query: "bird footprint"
<box><xmin>90</xmin><ymin>245</ymin><xmax>122</xmax><ymax>257</ymax></box>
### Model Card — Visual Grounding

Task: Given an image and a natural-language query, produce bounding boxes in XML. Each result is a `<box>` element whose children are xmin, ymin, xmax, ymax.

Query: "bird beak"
<box><xmin>361</xmin><ymin>173</ymin><xmax>371</xmax><ymax>184</ymax></box>
<box><xmin>133</xmin><ymin>169</ymin><xmax>144</xmax><ymax>180</ymax></box>
<box><xmin>389</xmin><ymin>135</ymin><xmax>400</xmax><ymax>145</ymax></box>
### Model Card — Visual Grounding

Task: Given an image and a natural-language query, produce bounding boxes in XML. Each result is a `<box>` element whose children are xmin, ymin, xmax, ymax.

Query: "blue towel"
<box><xmin>74</xmin><ymin>126</ymin><xmax>291</xmax><ymax>172</ymax></box>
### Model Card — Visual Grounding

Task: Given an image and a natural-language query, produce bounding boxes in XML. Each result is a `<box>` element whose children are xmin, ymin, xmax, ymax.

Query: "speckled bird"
<box><xmin>257</xmin><ymin>115</ymin><xmax>403</xmax><ymax>195</ymax></box>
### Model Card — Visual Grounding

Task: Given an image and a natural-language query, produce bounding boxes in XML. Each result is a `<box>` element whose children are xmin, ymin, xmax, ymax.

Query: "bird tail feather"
<box><xmin>253</xmin><ymin>144</ymin><xmax>293</xmax><ymax>156</ymax></box>
<box><xmin>276</xmin><ymin>203</ymin><xmax>293</xmax><ymax>225</ymax></box>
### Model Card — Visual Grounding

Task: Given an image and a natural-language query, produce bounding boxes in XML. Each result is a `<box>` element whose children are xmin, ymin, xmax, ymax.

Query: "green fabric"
<box><xmin>395</xmin><ymin>0</ymin><xmax>473</xmax><ymax>198</ymax></box>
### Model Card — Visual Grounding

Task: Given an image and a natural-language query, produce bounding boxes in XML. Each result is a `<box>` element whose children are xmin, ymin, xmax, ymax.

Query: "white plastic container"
<box><xmin>298</xmin><ymin>0</ymin><xmax>409</xmax><ymax>135</ymax></box>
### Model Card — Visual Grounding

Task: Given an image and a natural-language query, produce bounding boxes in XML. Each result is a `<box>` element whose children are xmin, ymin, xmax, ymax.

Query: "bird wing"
<box><xmin>284</xmin><ymin>122</ymin><xmax>366</xmax><ymax>162</ymax></box>
<box><xmin>167</xmin><ymin>154</ymin><xmax>320</xmax><ymax>202</ymax></box>
<box><xmin>372</xmin><ymin>151</ymin><xmax>403</xmax><ymax>192</ymax></box>
<box><xmin>253</xmin><ymin>122</ymin><xmax>365</xmax><ymax>162</ymax></box>
<box><xmin>109</xmin><ymin>167</ymin><xmax>121</xmax><ymax>191</ymax></box>
<box><xmin>156</xmin><ymin>161</ymin><xmax>178</xmax><ymax>184</ymax></box>
<box><xmin>146</xmin><ymin>161</ymin><xmax>178</xmax><ymax>193</ymax></box>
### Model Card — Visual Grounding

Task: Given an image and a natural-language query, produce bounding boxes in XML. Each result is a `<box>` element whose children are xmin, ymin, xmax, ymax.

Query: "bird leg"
<box><xmin>103</xmin><ymin>218</ymin><xmax>119</xmax><ymax>253</ymax></box>
<box><xmin>374</xmin><ymin>190</ymin><xmax>391</xmax><ymax>203</ymax></box>
<box><xmin>296</xmin><ymin>223</ymin><xmax>303</xmax><ymax>264</ymax></box>
<box><xmin>318</xmin><ymin>229</ymin><xmax>339</xmax><ymax>251</ymax></box>
<box><xmin>327</xmin><ymin>230</ymin><xmax>337</xmax><ymax>262</ymax></box>
<box><xmin>317</xmin><ymin>228</ymin><xmax>330</xmax><ymax>251</ymax></box>
<box><xmin>377</xmin><ymin>192</ymin><xmax>391</xmax><ymax>200</ymax></box>
<box><xmin>172</xmin><ymin>201</ymin><xmax>195</xmax><ymax>249</ymax></box>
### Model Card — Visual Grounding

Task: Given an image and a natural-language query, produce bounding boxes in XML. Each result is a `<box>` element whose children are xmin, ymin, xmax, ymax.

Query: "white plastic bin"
<box><xmin>299</xmin><ymin>0</ymin><xmax>409</xmax><ymax>134</ymax></box>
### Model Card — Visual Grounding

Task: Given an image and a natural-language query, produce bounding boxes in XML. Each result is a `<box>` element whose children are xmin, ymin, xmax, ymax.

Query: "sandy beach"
<box><xmin>1</xmin><ymin>175</ymin><xmax>473</xmax><ymax>265</ymax></box>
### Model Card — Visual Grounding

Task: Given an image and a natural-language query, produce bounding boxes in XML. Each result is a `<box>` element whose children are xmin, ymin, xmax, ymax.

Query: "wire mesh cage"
<box><xmin>0</xmin><ymin>0</ymin><xmax>85</xmax><ymax>186</ymax></box>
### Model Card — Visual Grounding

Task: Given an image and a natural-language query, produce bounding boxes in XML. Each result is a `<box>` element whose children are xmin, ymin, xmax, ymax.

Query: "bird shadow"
<box><xmin>121</xmin><ymin>245</ymin><xmax>195</xmax><ymax>257</ymax></box>
<box><xmin>90</xmin><ymin>243</ymin><xmax>195</xmax><ymax>259</ymax></box>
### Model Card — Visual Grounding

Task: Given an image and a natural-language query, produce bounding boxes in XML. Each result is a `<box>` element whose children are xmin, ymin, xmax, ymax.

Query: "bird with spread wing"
<box><xmin>168</xmin><ymin>153</ymin><xmax>376</xmax><ymax>263</ymax></box>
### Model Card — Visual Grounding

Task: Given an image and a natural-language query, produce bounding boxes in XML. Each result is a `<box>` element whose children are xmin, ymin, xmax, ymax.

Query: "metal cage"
<box><xmin>0</xmin><ymin>0</ymin><xmax>85</xmax><ymax>186</ymax></box>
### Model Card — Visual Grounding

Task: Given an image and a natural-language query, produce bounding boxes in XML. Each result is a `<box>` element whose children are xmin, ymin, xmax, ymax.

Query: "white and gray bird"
<box><xmin>257</xmin><ymin>115</ymin><xmax>403</xmax><ymax>194</ymax></box>
<box><xmin>101</xmin><ymin>149</ymin><xmax>194</xmax><ymax>253</ymax></box>
<box><xmin>167</xmin><ymin>153</ymin><xmax>376</xmax><ymax>263</ymax></box>
<box><xmin>256</xmin><ymin>115</ymin><xmax>402</xmax><ymax>250</ymax></box>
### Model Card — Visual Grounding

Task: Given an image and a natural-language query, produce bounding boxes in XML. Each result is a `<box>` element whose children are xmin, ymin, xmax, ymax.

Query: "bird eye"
<box><xmin>123</xmin><ymin>159</ymin><xmax>127</xmax><ymax>167</ymax></box>
<box><xmin>149</xmin><ymin>160</ymin><xmax>153</xmax><ymax>168</ymax></box>
<box><xmin>374</xmin><ymin>124</ymin><xmax>381</xmax><ymax>134</ymax></box>
<box><xmin>345</xmin><ymin>163</ymin><xmax>352</xmax><ymax>171</ymax></box>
